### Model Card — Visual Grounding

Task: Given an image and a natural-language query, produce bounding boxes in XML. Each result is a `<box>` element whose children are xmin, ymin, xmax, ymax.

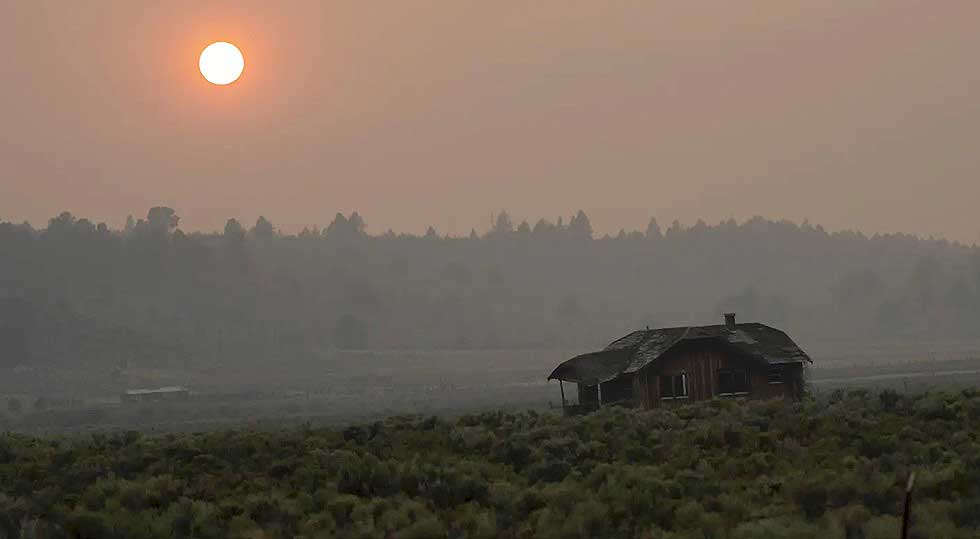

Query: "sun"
<box><xmin>199</xmin><ymin>42</ymin><xmax>244</xmax><ymax>85</ymax></box>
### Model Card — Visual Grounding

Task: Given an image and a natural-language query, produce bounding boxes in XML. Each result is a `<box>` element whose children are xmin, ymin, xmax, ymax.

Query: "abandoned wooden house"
<box><xmin>548</xmin><ymin>314</ymin><xmax>811</xmax><ymax>413</ymax></box>
<box><xmin>121</xmin><ymin>386</ymin><xmax>190</xmax><ymax>403</ymax></box>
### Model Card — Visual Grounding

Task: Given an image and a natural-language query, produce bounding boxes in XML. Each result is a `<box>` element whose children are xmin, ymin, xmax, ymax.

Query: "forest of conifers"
<box><xmin>2</xmin><ymin>208</ymin><xmax>980</xmax><ymax>368</ymax></box>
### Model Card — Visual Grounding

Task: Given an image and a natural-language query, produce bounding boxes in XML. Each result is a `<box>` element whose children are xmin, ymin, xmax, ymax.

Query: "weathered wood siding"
<box><xmin>577</xmin><ymin>375</ymin><xmax>635</xmax><ymax>407</ymax></box>
<box><xmin>599</xmin><ymin>375</ymin><xmax>634</xmax><ymax>405</ymax></box>
<box><xmin>634</xmin><ymin>342</ymin><xmax>796</xmax><ymax>409</ymax></box>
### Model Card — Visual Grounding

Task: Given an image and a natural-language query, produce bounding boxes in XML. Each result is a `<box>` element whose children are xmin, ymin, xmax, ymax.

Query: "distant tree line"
<box><xmin>1</xmin><ymin>208</ymin><xmax>979</xmax><ymax>368</ymax></box>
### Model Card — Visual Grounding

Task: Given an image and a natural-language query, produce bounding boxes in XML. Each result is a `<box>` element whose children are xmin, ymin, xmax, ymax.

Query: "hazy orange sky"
<box><xmin>2</xmin><ymin>1</ymin><xmax>978</xmax><ymax>242</ymax></box>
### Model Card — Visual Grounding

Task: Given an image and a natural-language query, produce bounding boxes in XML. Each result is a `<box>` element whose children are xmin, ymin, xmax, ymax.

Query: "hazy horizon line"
<box><xmin>5</xmin><ymin>208</ymin><xmax>976</xmax><ymax>248</ymax></box>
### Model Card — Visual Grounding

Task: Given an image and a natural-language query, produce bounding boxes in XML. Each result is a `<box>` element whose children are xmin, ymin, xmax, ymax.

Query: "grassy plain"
<box><xmin>2</xmin><ymin>339</ymin><xmax>980</xmax><ymax>433</ymax></box>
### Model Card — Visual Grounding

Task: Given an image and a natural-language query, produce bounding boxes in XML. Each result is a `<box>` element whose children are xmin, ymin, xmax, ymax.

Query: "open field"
<box><xmin>2</xmin><ymin>340</ymin><xmax>980</xmax><ymax>433</ymax></box>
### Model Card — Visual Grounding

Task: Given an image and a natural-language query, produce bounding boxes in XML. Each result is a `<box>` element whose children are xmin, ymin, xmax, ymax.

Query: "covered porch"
<box><xmin>547</xmin><ymin>349</ymin><xmax>635</xmax><ymax>415</ymax></box>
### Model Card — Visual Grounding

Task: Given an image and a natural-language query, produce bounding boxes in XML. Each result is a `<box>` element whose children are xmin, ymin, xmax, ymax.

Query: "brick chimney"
<box><xmin>724</xmin><ymin>312</ymin><xmax>736</xmax><ymax>331</ymax></box>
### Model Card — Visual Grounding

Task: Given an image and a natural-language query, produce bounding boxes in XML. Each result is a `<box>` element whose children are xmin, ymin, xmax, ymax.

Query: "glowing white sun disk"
<box><xmin>199</xmin><ymin>42</ymin><xmax>244</xmax><ymax>85</ymax></box>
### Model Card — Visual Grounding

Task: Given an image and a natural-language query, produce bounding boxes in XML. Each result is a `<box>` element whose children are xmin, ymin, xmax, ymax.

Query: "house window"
<box><xmin>718</xmin><ymin>370</ymin><xmax>749</xmax><ymax>395</ymax></box>
<box><xmin>660</xmin><ymin>373</ymin><xmax>688</xmax><ymax>400</ymax></box>
<box><xmin>767</xmin><ymin>364</ymin><xmax>783</xmax><ymax>384</ymax></box>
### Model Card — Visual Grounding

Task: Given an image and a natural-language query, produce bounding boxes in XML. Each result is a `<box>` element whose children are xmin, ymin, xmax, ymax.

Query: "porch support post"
<box><xmin>597</xmin><ymin>382</ymin><xmax>603</xmax><ymax>408</ymax></box>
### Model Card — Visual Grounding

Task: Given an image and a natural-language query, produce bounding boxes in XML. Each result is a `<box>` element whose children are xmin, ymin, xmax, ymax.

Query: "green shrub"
<box><xmin>0</xmin><ymin>392</ymin><xmax>977</xmax><ymax>537</ymax></box>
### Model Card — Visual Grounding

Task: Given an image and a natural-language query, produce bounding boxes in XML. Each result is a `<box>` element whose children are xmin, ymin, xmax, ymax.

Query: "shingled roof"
<box><xmin>548</xmin><ymin>322</ymin><xmax>811</xmax><ymax>384</ymax></box>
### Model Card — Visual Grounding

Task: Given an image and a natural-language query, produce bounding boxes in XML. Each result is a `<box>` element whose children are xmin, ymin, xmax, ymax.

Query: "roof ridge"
<box><xmin>623</xmin><ymin>325</ymin><xmax>692</xmax><ymax>369</ymax></box>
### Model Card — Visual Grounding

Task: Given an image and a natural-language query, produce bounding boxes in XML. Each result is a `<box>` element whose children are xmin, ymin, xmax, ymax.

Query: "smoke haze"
<box><xmin>2</xmin><ymin>1</ymin><xmax>979</xmax><ymax>242</ymax></box>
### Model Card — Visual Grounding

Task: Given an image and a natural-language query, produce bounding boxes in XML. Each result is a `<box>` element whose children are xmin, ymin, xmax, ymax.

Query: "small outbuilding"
<box><xmin>549</xmin><ymin>314</ymin><xmax>811</xmax><ymax>413</ymax></box>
